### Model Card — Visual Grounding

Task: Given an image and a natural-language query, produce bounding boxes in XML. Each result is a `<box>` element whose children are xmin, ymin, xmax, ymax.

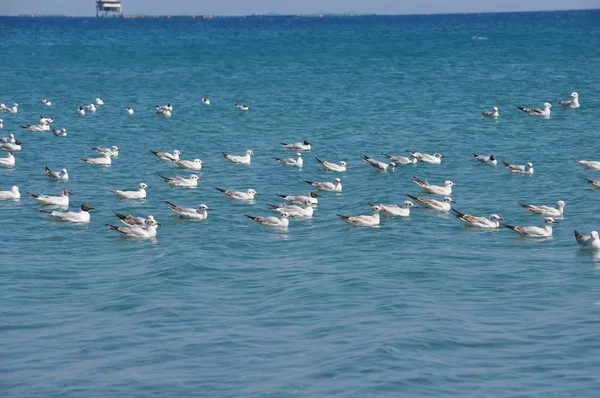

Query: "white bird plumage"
<box><xmin>160</xmin><ymin>174</ymin><xmax>200</xmax><ymax>188</ymax></box>
<box><xmin>304</xmin><ymin>177</ymin><xmax>342</xmax><ymax>192</ymax></box>
<box><xmin>338</xmin><ymin>205</ymin><xmax>381</xmax><ymax>227</ymax></box>
<box><xmin>27</xmin><ymin>189</ymin><xmax>72</xmax><ymax>207</ymax></box>
<box><xmin>453</xmin><ymin>209</ymin><xmax>503</xmax><ymax>228</ymax></box>
<box><xmin>574</xmin><ymin>230</ymin><xmax>600</xmax><ymax>250</ymax></box>
<box><xmin>502</xmin><ymin>160</ymin><xmax>534</xmax><ymax>175</ymax></box>
<box><xmin>45</xmin><ymin>166</ymin><xmax>68</xmax><ymax>181</ymax></box>
<box><xmin>215</xmin><ymin>187</ymin><xmax>258</xmax><ymax>201</ymax></box>
<box><xmin>222</xmin><ymin>149</ymin><xmax>254</xmax><ymax>164</ymax></box>
<box><xmin>368</xmin><ymin>200</ymin><xmax>418</xmax><ymax>217</ymax></box>
<box><xmin>558</xmin><ymin>92</ymin><xmax>579</xmax><ymax>109</ymax></box>
<box><xmin>315</xmin><ymin>158</ymin><xmax>347</xmax><ymax>172</ymax></box>
<box><xmin>165</xmin><ymin>202</ymin><xmax>211</xmax><ymax>220</ymax></box>
<box><xmin>412</xmin><ymin>177</ymin><xmax>456</xmax><ymax>196</ymax></box>
<box><xmin>503</xmin><ymin>217</ymin><xmax>557</xmax><ymax>237</ymax></box>
<box><xmin>518</xmin><ymin>200</ymin><xmax>566</xmax><ymax>218</ymax></box>
<box><xmin>109</xmin><ymin>183</ymin><xmax>150</xmax><ymax>199</ymax></box>
<box><xmin>43</xmin><ymin>204</ymin><xmax>94</xmax><ymax>223</ymax></box>
<box><xmin>0</xmin><ymin>185</ymin><xmax>20</xmax><ymax>200</ymax></box>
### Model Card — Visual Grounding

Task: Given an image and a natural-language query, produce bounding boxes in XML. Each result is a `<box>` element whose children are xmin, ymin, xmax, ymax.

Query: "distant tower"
<box><xmin>96</xmin><ymin>0</ymin><xmax>123</xmax><ymax>17</ymax></box>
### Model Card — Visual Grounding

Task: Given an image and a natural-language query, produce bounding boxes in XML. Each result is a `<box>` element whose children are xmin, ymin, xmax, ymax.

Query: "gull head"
<box><xmin>81</xmin><ymin>204</ymin><xmax>95</xmax><ymax>212</ymax></box>
<box><xmin>489</xmin><ymin>214</ymin><xmax>503</xmax><ymax>221</ymax></box>
<box><xmin>62</xmin><ymin>189</ymin><xmax>73</xmax><ymax>196</ymax></box>
<box><xmin>493</xmin><ymin>106</ymin><xmax>498</xmax><ymax>111</ymax></box>
<box><xmin>247</xmin><ymin>149</ymin><xmax>255</xmax><ymax>156</ymax></box>
<box><xmin>194</xmin><ymin>159</ymin><xmax>203</xmax><ymax>164</ymax></box>
<box><xmin>389</xmin><ymin>162</ymin><xmax>397</xmax><ymax>168</ymax></box>
<box><xmin>490</xmin><ymin>154</ymin><xmax>496</xmax><ymax>160</ymax></box>
<box><xmin>544</xmin><ymin>217</ymin><xmax>557</xmax><ymax>225</ymax></box>
<box><xmin>199</xmin><ymin>204</ymin><xmax>212</xmax><ymax>211</ymax></box>
<box><xmin>61</xmin><ymin>168</ymin><xmax>68</xmax><ymax>174</ymax></box>
<box><xmin>444</xmin><ymin>181</ymin><xmax>455</xmax><ymax>187</ymax></box>
<box><xmin>303</xmin><ymin>140</ymin><xmax>311</xmax><ymax>145</ymax></box>
<box><xmin>280</xmin><ymin>211</ymin><xmax>290</xmax><ymax>218</ymax></box>
<box><xmin>139</xmin><ymin>183</ymin><xmax>150</xmax><ymax>189</ymax></box>
<box><xmin>443</xmin><ymin>197</ymin><xmax>455</xmax><ymax>203</ymax></box>
<box><xmin>434</xmin><ymin>153</ymin><xmax>444</xmax><ymax>159</ymax></box>
<box><xmin>111</xmin><ymin>146</ymin><xmax>119</xmax><ymax>151</ymax></box>
<box><xmin>526</xmin><ymin>162</ymin><xmax>533</xmax><ymax>168</ymax></box>
<box><xmin>591</xmin><ymin>231</ymin><xmax>599</xmax><ymax>240</ymax></box>
<box><xmin>309</xmin><ymin>192</ymin><xmax>320</xmax><ymax>198</ymax></box>
<box><xmin>146</xmin><ymin>217</ymin><xmax>160</xmax><ymax>227</ymax></box>
<box><xmin>339</xmin><ymin>161</ymin><xmax>348</xmax><ymax>167</ymax></box>
<box><xmin>11</xmin><ymin>186</ymin><xmax>19</xmax><ymax>193</ymax></box>
<box><xmin>334</xmin><ymin>178</ymin><xmax>342</xmax><ymax>183</ymax></box>
<box><xmin>557</xmin><ymin>200</ymin><xmax>566</xmax><ymax>208</ymax></box>
<box><xmin>403</xmin><ymin>200</ymin><xmax>418</xmax><ymax>208</ymax></box>
<box><xmin>173</xmin><ymin>150</ymin><xmax>182</xmax><ymax>156</ymax></box>
<box><xmin>296</xmin><ymin>152</ymin><xmax>302</xmax><ymax>158</ymax></box>
<box><xmin>190</xmin><ymin>175</ymin><xmax>200</xmax><ymax>181</ymax></box>
<box><xmin>248</xmin><ymin>189</ymin><xmax>258</xmax><ymax>195</ymax></box>
<box><xmin>544</xmin><ymin>102</ymin><xmax>552</xmax><ymax>108</ymax></box>
<box><xmin>571</xmin><ymin>92</ymin><xmax>578</xmax><ymax>98</ymax></box>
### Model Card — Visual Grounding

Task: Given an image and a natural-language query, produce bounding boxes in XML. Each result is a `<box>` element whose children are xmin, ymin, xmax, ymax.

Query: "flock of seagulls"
<box><xmin>0</xmin><ymin>91</ymin><xmax>597</xmax><ymax>249</ymax></box>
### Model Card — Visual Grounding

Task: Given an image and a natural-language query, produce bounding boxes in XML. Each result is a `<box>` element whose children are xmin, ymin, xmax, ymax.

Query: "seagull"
<box><xmin>275</xmin><ymin>192</ymin><xmax>319</xmax><ymax>206</ymax></box>
<box><xmin>517</xmin><ymin>102</ymin><xmax>552</xmax><ymax>117</ymax></box>
<box><xmin>165</xmin><ymin>202</ymin><xmax>211</xmax><ymax>220</ymax></box>
<box><xmin>558</xmin><ymin>92</ymin><xmax>579</xmax><ymax>109</ymax></box>
<box><xmin>338</xmin><ymin>205</ymin><xmax>381</xmax><ymax>227</ymax></box>
<box><xmin>574</xmin><ymin>230</ymin><xmax>600</xmax><ymax>250</ymax></box>
<box><xmin>40</xmin><ymin>115</ymin><xmax>55</xmax><ymax>125</ymax></box>
<box><xmin>235</xmin><ymin>104</ymin><xmax>249</xmax><ymax>111</ymax></box>
<box><xmin>126</xmin><ymin>106</ymin><xmax>134</xmax><ymax>115</ymax></box>
<box><xmin>281</xmin><ymin>140</ymin><xmax>311</xmax><ymax>151</ymax></box>
<box><xmin>112</xmin><ymin>212</ymin><xmax>155</xmax><ymax>227</ymax></box>
<box><xmin>412</xmin><ymin>177</ymin><xmax>456</xmax><ymax>196</ymax></box>
<box><xmin>156</xmin><ymin>104</ymin><xmax>172</xmax><ymax>117</ymax></box>
<box><xmin>274</xmin><ymin>152</ymin><xmax>303</xmax><ymax>167</ymax></box>
<box><xmin>92</xmin><ymin>145</ymin><xmax>119</xmax><ymax>157</ymax></box>
<box><xmin>503</xmin><ymin>217</ymin><xmax>557</xmax><ymax>237</ymax></box>
<box><xmin>381</xmin><ymin>153</ymin><xmax>417</xmax><ymax>165</ymax></box>
<box><xmin>584</xmin><ymin>178</ymin><xmax>600</xmax><ymax>188</ymax></box>
<box><xmin>482</xmin><ymin>106</ymin><xmax>499</xmax><ymax>117</ymax></box>
<box><xmin>362</xmin><ymin>154</ymin><xmax>396</xmax><ymax>171</ymax></box>
<box><xmin>246</xmin><ymin>213</ymin><xmax>289</xmax><ymax>229</ymax></box>
<box><xmin>42</xmin><ymin>98</ymin><xmax>52</xmax><ymax>106</ymax></box>
<box><xmin>0</xmin><ymin>140</ymin><xmax>22</xmax><ymax>151</ymax></box>
<box><xmin>502</xmin><ymin>161</ymin><xmax>534</xmax><ymax>175</ymax></box>
<box><xmin>201</xmin><ymin>97</ymin><xmax>210</xmax><ymax>105</ymax></box>
<box><xmin>452</xmin><ymin>209</ymin><xmax>503</xmax><ymax>228</ymax></box>
<box><xmin>409</xmin><ymin>152</ymin><xmax>444</xmax><ymax>164</ymax></box>
<box><xmin>0</xmin><ymin>186</ymin><xmax>20</xmax><ymax>200</ymax></box>
<box><xmin>572</xmin><ymin>158</ymin><xmax>600</xmax><ymax>170</ymax></box>
<box><xmin>0</xmin><ymin>151</ymin><xmax>15</xmax><ymax>167</ymax></box>
<box><xmin>368</xmin><ymin>200</ymin><xmax>418</xmax><ymax>217</ymax></box>
<box><xmin>0</xmin><ymin>133</ymin><xmax>15</xmax><ymax>143</ymax></box>
<box><xmin>222</xmin><ymin>149</ymin><xmax>254</xmax><ymax>164</ymax></box>
<box><xmin>267</xmin><ymin>199</ymin><xmax>314</xmax><ymax>218</ymax></box>
<box><xmin>81</xmin><ymin>152</ymin><xmax>112</xmax><ymax>165</ymax></box>
<box><xmin>160</xmin><ymin>174</ymin><xmax>200</xmax><ymax>188</ymax></box>
<box><xmin>0</xmin><ymin>118</ymin><xmax>3</xmax><ymax>129</ymax></box>
<box><xmin>77</xmin><ymin>106</ymin><xmax>85</xmax><ymax>116</ymax></box>
<box><xmin>42</xmin><ymin>204</ymin><xmax>94</xmax><ymax>223</ymax></box>
<box><xmin>85</xmin><ymin>104</ymin><xmax>97</xmax><ymax>113</ymax></box>
<box><xmin>474</xmin><ymin>153</ymin><xmax>497</xmax><ymax>165</ymax></box>
<box><xmin>53</xmin><ymin>128</ymin><xmax>67</xmax><ymax>137</ymax></box>
<box><xmin>95</xmin><ymin>98</ymin><xmax>104</xmax><ymax>105</ymax></box>
<box><xmin>406</xmin><ymin>194</ymin><xmax>454</xmax><ymax>212</ymax></box>
<box><xmin>27</xmin><ymin>189</ymin><xmax>72</xmax><ymax>207</ymax></box>
<box><xmin>45</xmin><ymin>166</ymin><xmax>68</xmax><ymax>181</ymax></box>
<box><xmin>518</xmin><ymin>200</ymin><xmax>566</xmax><ymax>218</ymax></box>
<box><xmin>0</xmin><ymin>103</ymin><xmax>18</xmax><ymax>113</ymax></box>
<box><xmin>304</xmin><ymin>177</ymin><xmax>342</xmax><ymax>192</ymax></box>
<box><xmin>315</xmin><ymin>158</ymin><xmax>347</xmax><ymax>172</ymax></box>
<box><xmin>109</xmin><ymin>183</ymin><xmax>150</xmax><ymax>199</ymax></box>
<box><xmin>150</xmin><ymin>149</ymin><xmax>181</xmax><ymax>161</ymax></box>
<box><xmin>175</xmin><ymin>158</ymin><xmax>203</xmax><ymax>170</ymax></box>
<box><xmin>20</xmin><ymin>121</ymin><xmax>50</xmax><ymax>132</ymax></box>
<box><xmin>106</xmin><ymin>217</ymin><xmax>160</xmax><ymax>239</ymax></box>
<box><xmin>215</xmin><ymin>187</ymin><xmax>258</xmax><ymax>200</ymax></box>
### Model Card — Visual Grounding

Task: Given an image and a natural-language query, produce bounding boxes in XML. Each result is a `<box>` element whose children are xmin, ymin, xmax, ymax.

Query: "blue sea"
<box><xmin>1</xmin><ymin>10</ymin><xmax>600</xmax><ymax>396</ymax></box>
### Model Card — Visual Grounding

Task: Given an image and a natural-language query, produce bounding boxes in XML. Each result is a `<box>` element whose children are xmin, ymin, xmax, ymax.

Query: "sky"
<box><xmin>1</xmin><ymin>0</ymin><xmax>598</xmax><ymax>16</ymax></box>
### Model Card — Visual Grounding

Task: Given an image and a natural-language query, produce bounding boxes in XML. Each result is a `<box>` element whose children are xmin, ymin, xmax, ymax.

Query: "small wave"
<box><xmin>471</xmin><ymin>36</ymin><xmax>488</xmax><ymax>40</ymax></box>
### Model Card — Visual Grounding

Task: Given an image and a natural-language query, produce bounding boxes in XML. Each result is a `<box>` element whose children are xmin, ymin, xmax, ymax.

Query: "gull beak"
<box><xmin>206</xmin><ymin>207</ymin><xmax>213</xmax><ymax>211</ymax></box>
<box><xmin>156</xmin><ymin>222</ymin><xmax>162</xmax><ymax>226</ymax></box>
<box><xmin>146</xmin><ymin>186</ymin><xmax>152</xmax><ymax>188</ymax></box>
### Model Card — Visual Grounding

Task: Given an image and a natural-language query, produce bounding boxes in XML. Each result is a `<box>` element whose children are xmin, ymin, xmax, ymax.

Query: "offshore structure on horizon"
<box><xmin>96</xmin><ymin>0</ymin><xmax>123</xmax><ymax>17</ymax></box>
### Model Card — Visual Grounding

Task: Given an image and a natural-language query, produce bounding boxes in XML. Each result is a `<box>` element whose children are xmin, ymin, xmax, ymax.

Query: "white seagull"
<box><xmin>45</xmin><ymin>166</ymin><xmax>68</xmax><ymax>181</ymax></box>
<box><xmin>150</xmin><ymin>149</ymin><xmax>181</xmax><ymax>161</ymax></box>
<box><xmin>275</xmin><ymin>192</ymin><xmax>319</xmax><ymax>206</ymax></box>
<box><xmin>0</xmin><ymin>103</ymin><xmax>19</xmax><ymax>113</ymax></box>
<box><xmin>0</xmin><ymin>133</ymin><xmax>15</xmax><ymax>143</ymax></box>
<box><xmin>517</xmin><ymin>102</ymin><xmax>552</xmax><ymax>117</ymax></box>
<box><xmin>27</xmin><ymin>189</ymin><xmax>72</xmax><ymax>207</ymax></box>
<box><xmin>215</xmin><ymin>187</ymin><xmax>258</xmax><ymax>200</ymax></box>
<box><xmin>246</xmin><ymin>213</ymin><xmax>289</xmax><ymax>229</ymax></box>
<box><xmin>574</xmin><ymin>230</ymin><xmax>600</xmax><ymax>250</ymax></box>
<box><xmin>362</xmin><ymin>154</ymin><xmax>396</xmax><ymax>171</ymax></box>
<box><xmin>274</xmin><ymin>152</ymin><xmax>303</xmax><ymax>167</ymax></box>
<box><xmin>109</xmin><ymin>183</ymin><xmax>150</xmax><ymax>199</ymax></box>
<box><xmin>518</xmin><ymin>200</ymin><xmax>566</xmax><ymax>218</ymax></box>
<box><xmin>338</xmin><ymin>205</ymin><xmax>381</xmax><ymax>227</ymax></box>
<box><xmin>267</xmin><ymin>199</ymin><xmax>314</xmax><ymax>218</ymax></box>
<box><xmin>160</xmin><ymin>174</ymin><xmax>200</xmax><ymax>188</ymax></box>
<box><xmin>165</xmin><ymin>202</ymin><xmax>211</xmax><ymax>220</ymax></box>
<box><xmin>452</xmin><ymin>209</ymin><xmax>503</xmax><ymax>228</ymax></box>
<box><xmin>0</xmin><ymin>118</ymin><xmax>3</xmax><ymax>129</ymax></box>
<box><xmin>407</xmin><ymin>194</ymin><xmax>454</xmax><ymax>212</ymax></box>
<box><xmin>482</xmin><ymin>106</ymin><xmax>499</xmax><ymax>117</ymax></box>
<box><xmin>126</xmin><ymin>106</ymin><xmax>134</xmax><ymax>115</ymax></box>
<box><xmin>503</xmin><ymin>217</ymin><xmax>557</xmax><ymax>237</ymax></box>
<box><xmin>85</xmin><ymin>104</ymin><xmax>97</xmax><ymax>113</ymax></box>
<box><xmin>0</xmin><ymin>186</ymin><xmax>20</xmax><ymax>200</ymax></box>
<box><xmin>175</xmin><ymin>158</ymin><xmax>203</xmax><ymax>170</ymax></box>
<box><xmin>107</xmin><ymin>217</ymin><xmax>160</xmax><ymax>239</ymax></box>
<box><xmin>40</xmin><ymin>115</ymin><xmax>55</xmax><ymax>125</ymax></box>
<box><xmin>42</xmin><ymin>204</ymin><xmax>94</xmax><ymax>223</ymax></box>
<box><xmin>81</xmin><ymin>152</ymin><xmax>112</xmax><ymax>165</ymax></box>
<box><xmin>0</xmin><ymin>151</ymin><xmax>15</xmax><ymax>167</ymax></box>
<box><xmin>474</xmin><ymin>153</ymin><xmax>497</xmax><ymax>165</ymax></box>
<box><xmin>572</xmin><ymin>158</ymin><xmax>600</xmax><ymax>170</ymax></box>
<box><xmin>156</xmin><ymin>104</ymin><xmax>172</xmax><ymax>117</ymax></box>
<box><xmin>42</xmin><ymin>98</ymin><xmax>52</xmax><ymax>106</ymax></box>
<box><xmin>368</xmin><ymin>200</ymin><xmax>418</xmax><ymax>217</ymax></box>
<box><xmin>304</xmin><ymin>177</ymin><xmax>342</xmax><ymax>192</ymax></box>
<box><xmin>412</xmin><ymin>177</ymin><xmax>456</xmax><ymax>196</ymax></box>
<box><xmin>92</xmin><ymin>145</ymin><xmax>119</xmax><ymax>157</ymax></box>
<box><xmin>0</xmin><ymin>140</ymin><xmax>21</xmax><ymax>151</ymax></box>
<box><xmin>502</xmin><ymin>160</ymin><xmax>534</xmax><ymax>175</ymax></box>
<box><xmin>222</xmin><ymin>149</ymin><xmax>254</xmax><ymax>165</ymax></box>
<box><xmin>281</xmin><ymin>140</ymin><xmax>311</xmax><ymax>151</ymax></box>
<box><xmin>201</xmin><ymin>97</ymin><xmax>210</xmax><ymax>105</ymax></box>
<box><xmin>558</xmin><ymin>92</ymin><xmax>579</xmax><ymax>109</ymax></box>
<box><xmin>112</xmin><ymin>212</ymin><xmax>155</xmax><ymax>227</ymax></box>
<box><xmin>235</xmin><ymin>104</ymin><xmax>249</xmax><ymax>111</ymax></box>
<box><xmin>95</xmin><ymin>98</ymin><xmax>104</xmax><ymax>105</ymax></box>
<box><xmin>53</xmin><ymin>128</ymin><xmax>67</xmax><ymax>137</ymax></box>
<box><xmin>315</xmin><ymin>158</ymin><xmax>347</xmax><ymax>172</ymax></box>
<box><xmin>20</xmin><ymin>121</ymin><xmax>50</xmax><ymax>132</ymax></box>
<box><xmin>381</xmin><ymin>153</ymin><xmax>417</xmax><ymax>165</ymax></box>
<box><xmin>409</xmin><ymin>152</ymin><xmax>444</xmax><ymax>164</ymax></box>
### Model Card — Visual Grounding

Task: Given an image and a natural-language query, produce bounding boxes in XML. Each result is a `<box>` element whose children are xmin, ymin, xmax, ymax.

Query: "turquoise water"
<box><xmin>1</xmin><ymin>10</ymin><xmax>600</xmax><ymax>396</ymax></box>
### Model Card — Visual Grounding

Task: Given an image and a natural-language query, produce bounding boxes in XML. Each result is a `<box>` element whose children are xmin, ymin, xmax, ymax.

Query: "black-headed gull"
<box><xmin>412</xmin><ymin>177</ymin><xmax>456</xmax><ymax>196</ymax></box>
<box><xmin>175</xmin><ymin>158</ymin><xmax>203</xmax><ymax>170</ymax></box>
<box><xmin>77</xmin><ymin>106</ymin><xmax>85</xmax><ymax>116</ymax></box>
<box><xmin>574</xmin><ymin>230</ymin><xmax>600</xmax><ymax>250</ymax></box>
<box><xmin>267</xmin><ymin>199</ymin><xmax>314</xmax><ymax>218</ymax></box>
<box><xmin>27</xmin><ymin>189</ymin><xmax>72</xmax><ymax>207</ymax></box>
<box><xmin>150</xmin><ymin>149</ymin><xmax>181</xmax><ymax>161</ymax></box>
<box><xmin>165</xmin><ymin>202</ymin><xmax>211</xmax><ymax>220</ymax></box>
<box><xmin>281</xmin><ymin>140</ymin><xmax>311</xmax><ymax>151</ymax></box>
<box><xmin>246</xmin><ymin>213</ymin><xmax>289</xmax><ymax>229</ymax></box>
<box><xmin>274</xmin><ymin>152</ymin><xmax>303</xmax><ymax>167</ymax></box>
<box><xmin>482</xmin><ymin>106</ymin><xmax>499</xmax><ymax>117</ymax></box>
<box><xmin>81</xmin><ymin>152</ymin><xmax>112</xmax><ymax>165</ymax></box>
<box><xmin>275</xmin><ymin>192</ymin><xmax>319</xmax><ymax>206</ymax></box>
<box><xmin>0</xmin><ymin>185</ymin><xmax>20</xmax><ymax>200</ymax></box>
<box><xmin>452</xmin><ymin>209</ymin><xmax>503</xmax><ymax>228</ymax></box>
<box><xmin>338</xmin><ymin>205</ymin><xmax>381</xmax><ymax>227</ymax></box>
<box><xmin>92</xmin><ymin>145</ymin><xmax>119</xmax><ymax>157</ymax></box>
<box><xmin>381</xmin><ymin>153</ymin><xmax>417</xmax><ymax>165</ymax></box>
<box><xmin>0</xmin><ymin>151</ymin><xmax>15</xmax><ymax>167</ymax></box>
<box><xmin>304</xmin><ymin>178</ymin><xmax>342</xmax><ymax>192</ymax></box>
<box><xmin>40</xmin><ymin>115</ymin><xmax>55</xmax><ymax>125</ymax></box>
<box><xmin>517</xmin><ymin>102</ymin><xmax>551</xmax><ymax>117</ymax></box>
<box><xmin>0</xmin><ymin>140</ymin><xmax>21</xmax><ymax>151</ymax></box>
<box><xmin>45</xmin><ymin>166</ymin><xmax>68</xmax><ymax>181</ymax></box>
<box><xmin>235</xmin><ymin>104</ymin><xmax>249</xmax><ymax>111</ymax></box>
<box><xmin>368</xmin><ymin>201</ymin><xmax>417</xmax><ymax>217</ymax></box>
<box><xmin>109</xmin><ymin>183</ymin><xmax>150</xmax><ymax>199</ymax></box>
<box><xmin>474</xmin><ymin>153</ymin><xmax>497</xmax><ymax>165</ymax></box>
<box><xmin>409</xmin><ymin>152</ymin><xmax>444</xmax><ymax>164</ymax></box>
<box><xmin>160</xmin><ymin>174</ymin><xmax>200</xmax><ymax>188</ymax></box>
<box><xmin>0</xmin><ymin>133</ymin><xmax>15</xmax><ymax>143</ymax></box>
<box><xmin>361</xmin><ymin>154</ymin><xmax>395</xmax><ymax>171</ymax></box>
<box><xmin>406</xmin><ymin>194</ymin><xmax>454</xmax><ymax>212</ymax></box>
<box><xmin>315</xmin><ymin>158</ymin><xmax>347</xmax><ymax>172</ymax></box>
<box><xmin>222</xmin><ymin>149</ymin><xmax>254</xmax><ymax>164</ymax></box>
<box><xmin>42</xmin><ymin>204</ymin><xmax>94</xmax><ymax>223</ymax></box>
<box><xmin>558</xmin><ymin>92</ymin><xmax>579</xmax><ymax>109</ymax></box>
<box><xmin>503</xmin><ymin>217</ymin><xmax>557</xmax><ymax>237</ymax></box>
<box><xmin>572</xmin><ymin>158</ymin><xmax>600</xmax><ymax>170</ymax></box>
<box><xmin>113</xmin><ymin>212</ymin><xmax>154</xmax><ymax>227</ymax></box>
<box><xmin>518</xmin><ymin>200</ymin><xmax>566</xmax><ymax>217</ymax></box>
<box><xmin>126</xmin><ymin>106</ymin><xmax>134</xmax><ymax>115</ymax></box>
<box><xmin>106</xmin><ymin>217</ymin><xmax>160</xmax><ymax>239</ymax></box>
<box><xmin>502</xmin><ymin>160</ymin><xmax>534</xmax><ymax>175</ymax></box>
<box><xmin>215</xmin><ymin>187</ymin><xmax>258</xmax><ymax>200</ymax></box>
<box><xmin>201</xmin><ymin>97</ymin><xmax>210</xmax><ymax>105</ymax></box>
<box><xmin>95</xmin><ymin>98</ymin><xmax>104</xmax><ymax>105</ymax></box>
<box><xmin>42</xmin><ymin>98</ymin><xmax>52</xmax><ymax>106</ymax></box>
